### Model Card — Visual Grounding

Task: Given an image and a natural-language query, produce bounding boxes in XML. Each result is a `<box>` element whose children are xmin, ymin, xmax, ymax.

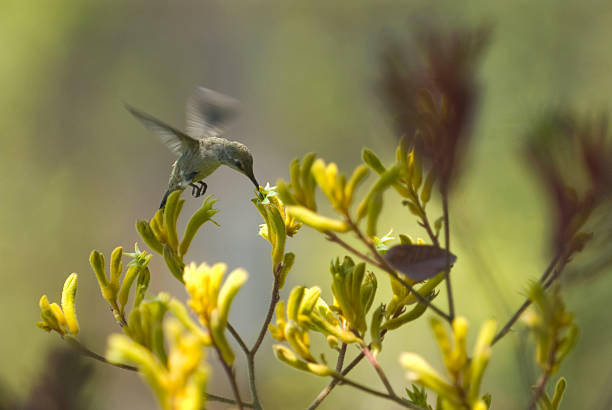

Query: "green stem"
<box><xmin>527</xmin><ymin>321</ymin><xmax>560</xmax><ymax>410</ymax></box>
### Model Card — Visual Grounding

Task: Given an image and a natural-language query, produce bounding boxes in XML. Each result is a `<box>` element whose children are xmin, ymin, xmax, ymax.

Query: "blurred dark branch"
<box><xmin>492</xmin><ymin>252</ymin><xmax>565</xmax><ymax>346</ymax></box>
<box><xmin>380</xmin><ymin>25</ymin><xmax>490</xmax><ymax>191</ymax></box>
<box><xmin>442</xmin><ymin>193</ymin><xmax>455</xmax><ymax>320</ymax></box>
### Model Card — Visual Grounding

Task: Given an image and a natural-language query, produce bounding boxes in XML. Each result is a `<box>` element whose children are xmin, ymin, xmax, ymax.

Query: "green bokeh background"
<box><xmin>2</xmin><ymin>1</ymin><xmax>612</xmax><ymax>409</ymax></box>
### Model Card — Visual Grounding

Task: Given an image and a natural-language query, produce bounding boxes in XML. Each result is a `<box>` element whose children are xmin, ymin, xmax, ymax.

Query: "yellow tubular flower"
<box><xmin>183</xmin><ymin>262</ymin><xmax>227</xmax><ymax>327</ymax></box>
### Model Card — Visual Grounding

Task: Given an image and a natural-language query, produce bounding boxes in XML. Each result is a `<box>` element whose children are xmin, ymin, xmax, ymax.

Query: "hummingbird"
<box><xmin>126</xmin><ymin>87</ymin><xmax>260</xmax><ymax>208</ymax></box>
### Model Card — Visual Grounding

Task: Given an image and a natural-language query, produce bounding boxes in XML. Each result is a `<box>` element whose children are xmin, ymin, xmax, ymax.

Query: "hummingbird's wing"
<box><xmin>126</xmin><ymin>104</ymin><xmax>198</xmax><ymax>156</ymax></box>
<box><xmin>185</xmin><ymin>87</ymin><xmax>240</xmax><ymax>138</ymax></box>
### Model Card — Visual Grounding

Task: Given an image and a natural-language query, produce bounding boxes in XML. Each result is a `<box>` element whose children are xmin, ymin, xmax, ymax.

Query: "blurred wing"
<box><xmin>384</xmin><ymin>244</ymin><xmax>457</xmax><ymax>281</ymax></box>
<box><xmin>185</xmin><ymin>87</ymin><xmax>240</xmax><ymax>137</ymax></box>
<box><xmin>126</xmin><ymin>104</ymin><xmax>198</xmax><ymax>156</ymax></box>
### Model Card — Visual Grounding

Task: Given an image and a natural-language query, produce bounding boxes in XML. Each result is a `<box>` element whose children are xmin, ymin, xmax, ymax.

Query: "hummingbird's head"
<box><xmin>222</xmin><ymin>141</ymin><xmax>259</xmax><ymax>189</ymax></box>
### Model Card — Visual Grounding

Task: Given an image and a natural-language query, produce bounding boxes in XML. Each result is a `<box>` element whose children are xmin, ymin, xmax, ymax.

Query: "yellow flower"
<box><xmin>183</xmin><ymin>262</ymin><xmax>227</xmax><ymax>327</ymax></box>
<box><xmin>182</xmin><ymin>262</ymin><xmax>248</xmax><ymax>365</ymax></box>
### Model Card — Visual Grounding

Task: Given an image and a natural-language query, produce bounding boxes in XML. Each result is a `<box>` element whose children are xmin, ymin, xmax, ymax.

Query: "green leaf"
<box><xmin>179</xmin><ymin>196</ymin><xmax>218</xmax><ymax>256</ymax></box>
<box><xmin>362</xmin><ymin>148</ymin><xmax>387</xmax><ymax>174</ymax></box>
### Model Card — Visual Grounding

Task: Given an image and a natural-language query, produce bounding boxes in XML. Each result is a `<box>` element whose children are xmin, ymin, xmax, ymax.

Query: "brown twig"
<box><xmin>206</xmin><ymin>393</ymin><xmax>255</xmax><ymax>408</ymax></box>
<box><xmin>306</xmin><ymin>343</ymin><xmax>348</xmax><ymax>410</ymax></box>
<box><xmin>65</xmin><ymin>336</ymin><xmax>137</xmax><ymax>372</ymax></box>
<box><xmin>211</xmin><ymin>340</ymin><xmax>244</xmax><ymax>410</ymax></box>
<box><xmin>332</xmin><ymin>373</ymin><xmax>426</xmax><ymax>410</ymax></box>
<box><xmin>326</xmin><ymin>232</ymin><xmax>383</xmax><ymax>269</ymax></box>
<box><xmin>361</xmin><ymin>345</ymin><xmax>395</xmax><ymax>396</ymax></box>
<box><xmin>226</xmin><ymin>269</ymin><xmax>282</xmax><ymax>410</ymax></box>
<box><xmin>411</xmin><ymin>188</ymin><xmax>440</xmax><ymax>247</ymax></box>
<box><xmin>441</xmin><ymin>193</ymin><xmax>455</xmax><ymax>320</ymax></box>
<box><xmin>252</xmin><ymin>272</ymin><xmax>281</xmax><ymax>355</ymax></box>
<box><xmin>228</xmin><ymin>322</ymin><xmax>250</xmax><ymax>355</ymax></box>
<box><xmin>67</xmin><ymin>336</ymin><xmax>244</xmax><ymax>407</ymax></box>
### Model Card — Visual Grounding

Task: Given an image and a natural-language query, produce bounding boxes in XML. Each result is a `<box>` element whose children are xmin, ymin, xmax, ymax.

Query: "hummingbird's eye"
<box><xmin>233</xmin><ymin>160</ymin><xmax>242</xmax><ymax>169</ymax></box>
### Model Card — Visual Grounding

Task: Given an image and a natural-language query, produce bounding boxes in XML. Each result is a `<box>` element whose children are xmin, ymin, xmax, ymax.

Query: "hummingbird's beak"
<box><xmin>248</xmin><ymin>172</ymin><xmax>260</xmax><ymax>189</ymax></box>
<box><xmin>159</xmin><ymin>190</ymin><xmax>171</xmax><ymax>209</ymax></box>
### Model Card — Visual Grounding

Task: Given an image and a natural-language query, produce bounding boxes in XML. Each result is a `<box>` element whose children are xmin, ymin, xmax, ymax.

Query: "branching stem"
<box><xmin>211</xmin><ymin>339</ymin><xmax>244</xmax><ymax>410</ymax></box>
<box><xmin>227</xmin><ymin>269</ymin><xmax>282</xmax><ymax>410</ymax></box>
<box><xmin>306</xmin><ymin>343</ymin><xmax>348</xmax><ymax>410</ymax></box>
<box><xmin>410</xmin><ymin>187</ymin><xmax>439</xmax><ymax>247</ymax></box>
<box><xmin>332</xmin><ymin>373</ymin><xmax>426</xmax><ymax>410</ymax></box>
<box><xmin>336</xmin><ymin>220</ymin><xmax>452</xmax><ymax>322</ymax></box>
<box><xmin>361</xmin><ymin>344</ymin><xmax>395</xmax><ymax>396</ymax></box>
<box><xmin>66</xmin><ymin>336</ymin><xmax>243</xmax><ymax>407</ymax></box>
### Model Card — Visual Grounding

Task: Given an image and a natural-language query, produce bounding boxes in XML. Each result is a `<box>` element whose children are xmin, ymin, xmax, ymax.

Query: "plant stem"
<box><xmin>228</xmin><ymin>323</ymin><xmax>250</xmax><ymax>355</ymax></box>
<box><xmin>66</xmin><ymin>336</ymin><xmax>248</xmax><ymax>407</ymax></box>
<box><xmin>332</xmin><ymin>373</ymin><xmax>426</xmax><ymax>410</ymax></box>
<box><xmin>252</xmin><ymin>272</ymin><xmax>281</xmax><ymax>356</ymax></box>
<box><xmin>249</xmin><ymin>272</ymin><xmax>281</xmax><ymax>410</ymax></box>
<box><xmin>527</xmin><ymin>325</ymin><xmax>560</xmax><ymax>410</ymax></box>
<box><xmin>411</xmin><ymin>188</ymin><xmax>439</xmax><ymax>247</ymax></box>
<box><xmin>344</xmin><ymin>221</ymin><xmax>452</xmax><ymax>322</ymax></box>
<box><xmin>326</xmin><ymin>232</ymin><xmax>383</xmax><ymax>268</ymax></box>
<box><xmin>336</xmin><ymin>343</ymin><xmax>348</xmax><ymax>372</ymax></box>
<box><xmin>212</xmin><ymin>341</ymin><xmax>244</xmax><ymax>410</ymax></box>
<box><xmin>65</xmin><ymin>336</ymin><xmax>137</xmax><ymax>371</ymax></box>
<box><xmin>442</xmin><ymin>192</ymin><xmax>455</xmax><ymax>321</ymax></box>
<box><xmin>307</xmin><ymin>350</ymin><xmax>367</xmax><ymax>410</ymax></box>
<box><xmin>492</xmin><ymin>253</ymin><xmax>565</xmax><ymax>346</ymax></box>
<box><xmin>306</xmin><ymin>343</ymin><xmax>347</xmax><ymax>410</ymax></box>
<box><xmin>206</xmin><ymin>393</ymin><xmax>255</xmax><ymax>408</ymax></box>
<box><xmin>361</xmin><ymin>345</ymin><xmax>395</xmax><ymax>396</ymax></box>
<box><xmin>226</xmin><ymin>271</ymin><xmax>282</xmax><ymax>410</ymax></box>
<box><xmin>308</xmin><ymin>306</ymin><xmax>407</xmax><ymax>410</ymax></box>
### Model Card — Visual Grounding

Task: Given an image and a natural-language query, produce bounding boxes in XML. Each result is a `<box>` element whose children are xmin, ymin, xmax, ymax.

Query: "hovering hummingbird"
<box><xmin>126</xmin><ymin>87</ymin><xmax>260</xmax><ymax>208</ymax></box>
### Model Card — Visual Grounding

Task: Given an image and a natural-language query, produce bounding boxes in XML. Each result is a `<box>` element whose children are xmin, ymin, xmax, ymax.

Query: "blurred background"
<box><xmin>2</xmin><ymin>0</ymin><xmax>612</xmax><ymax>409</ymax></box>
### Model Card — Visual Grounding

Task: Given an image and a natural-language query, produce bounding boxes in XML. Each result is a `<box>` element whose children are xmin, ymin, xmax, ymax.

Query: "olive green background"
<box><xmin>2</xmin><ymin>1</ymin><xmax>612</xmax><ymax>409</ymax></box>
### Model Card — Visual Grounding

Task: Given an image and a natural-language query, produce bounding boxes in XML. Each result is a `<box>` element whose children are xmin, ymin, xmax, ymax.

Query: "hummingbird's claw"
<box><xmin>188</xmin><ymin>181</ymin><xmax>208</xmax><ymax>198</ymax></box>
<box><xmin>197</xmin><ymin>181</ymin><xmax>207</xmax><ymax>197</ymax></box>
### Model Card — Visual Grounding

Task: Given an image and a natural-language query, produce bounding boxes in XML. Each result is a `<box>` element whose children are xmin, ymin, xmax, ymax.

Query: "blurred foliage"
<box><xmin>0</xmin><ymin>347</ymin><xmax>94</xmax><ymax>410</ymax></box>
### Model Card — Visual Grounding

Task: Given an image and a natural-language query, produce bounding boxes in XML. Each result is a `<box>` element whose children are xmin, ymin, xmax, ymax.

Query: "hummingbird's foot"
<box><xmin>189</xmin><ymin>183</ymin><xmax>199</xmax><ymax>197</ymax></box>
<box><xmin>188</xmin><ymin>181</ymin><xmax>208</xmax><ymax>198</ymax></box>
<box><xmin>196</xmin><ymin>181</ymin><xmax>207</xmax><ymax>197</ymax></box>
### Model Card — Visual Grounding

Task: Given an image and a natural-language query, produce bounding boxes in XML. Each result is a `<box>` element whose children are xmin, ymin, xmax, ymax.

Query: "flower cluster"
<box><xmin>183</xmin><ymin>262</ymin><xmax>247</xmax><ymax>364</ymax></box>
<box><xmin>400</xmin><ymin>317</ymin><xmax>497</xmax><ymax>409</ymax></box>
<box><xmin>136</xmin><ymin>192</ymin><xmax>218</xmax><ymax>281</ymax></box>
